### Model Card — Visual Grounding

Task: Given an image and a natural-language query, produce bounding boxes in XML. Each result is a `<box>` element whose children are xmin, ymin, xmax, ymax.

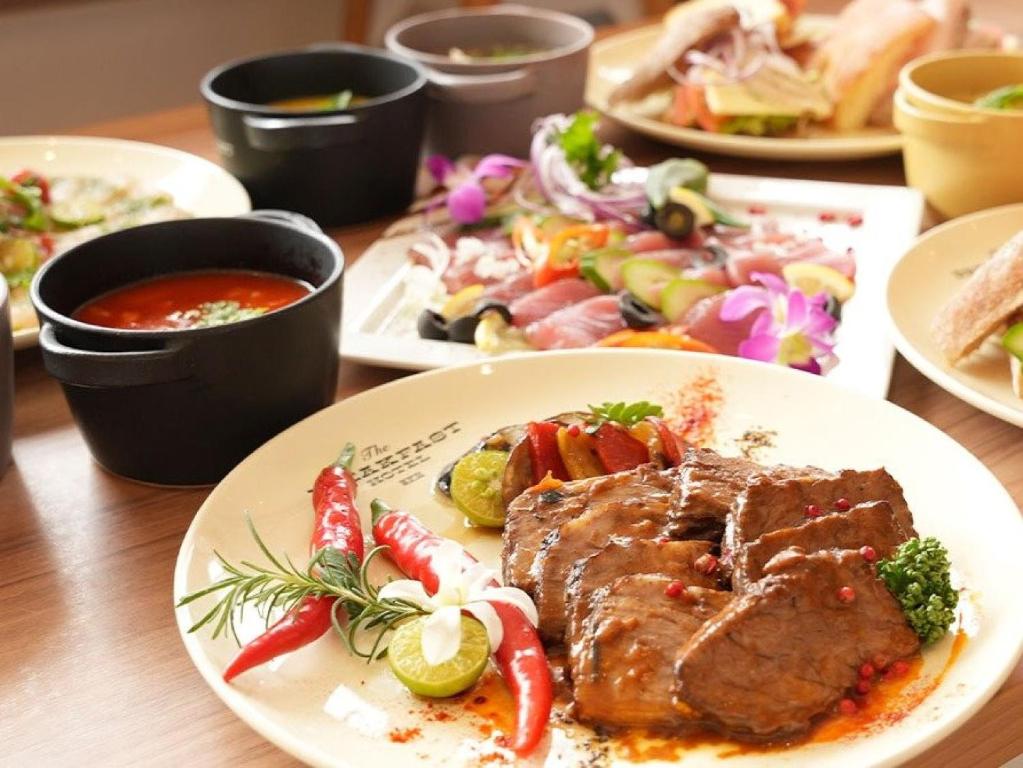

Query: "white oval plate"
<box><xmin>0</xmin><ymin>135</ymin><xmax>251</xmax><ymax>349</ymax></box>
<box><xmin>586</xmin><ymin>19</ymin><xmax>902</xmax><ymax>162</ymax></box>
<box><xmin>886</xmin><ymin>203</ymin><xmax>1023</xmax><ymax>427</ymax></box>
<box><xmin>174</xmin><ymin>350</ymin><xmax>1023</xmax><ymax>768</ymax></box>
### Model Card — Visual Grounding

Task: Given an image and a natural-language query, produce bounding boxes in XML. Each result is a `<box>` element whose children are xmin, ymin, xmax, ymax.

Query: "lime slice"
<box><xmin>388</xmin><ymin>615</ymin><xmax>490</xmax><ymax>697</ymax></box>
<box><xmin>781</xmin><ymin>262</ymin><xmax>855</xmax><ymax>302</ymax></box>
<box><xmin>450</xmin><ymin>449</ymin><xmax>509</xmax><ymax>527</ymax></box>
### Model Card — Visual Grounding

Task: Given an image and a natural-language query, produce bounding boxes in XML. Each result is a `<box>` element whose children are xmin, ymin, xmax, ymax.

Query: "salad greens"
<box><xmin>556</xmin><ymin>111</ymin><xmax>621</xmax><ymax>191</ymax></box>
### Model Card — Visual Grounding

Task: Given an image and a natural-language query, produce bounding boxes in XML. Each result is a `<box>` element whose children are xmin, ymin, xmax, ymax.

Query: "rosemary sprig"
<box><xmin>176</xmin><ymin>516</ymin><xmax>425</xmax><ymax>660</ymax></box>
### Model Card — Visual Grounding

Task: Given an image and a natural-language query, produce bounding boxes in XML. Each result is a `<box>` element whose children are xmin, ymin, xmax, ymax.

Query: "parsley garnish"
<box><xmin>587</xmin><ymin>400</ymin><xmax>663</xmax><ymax>428</ymax></box>
<box><xmin>557</xmin><ymin>111</ymin><xmax>620</xmax><ymax>191</ymax></box>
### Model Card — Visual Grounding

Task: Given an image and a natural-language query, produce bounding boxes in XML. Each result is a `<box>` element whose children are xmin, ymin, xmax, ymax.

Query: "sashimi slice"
<box><xmin>509</xmin><ymin>278</ymin><xmax>602</xmax><ymax>328</ymax></box>
<box><xmin>525</xmin><ymin>295</ymin><xmax>627</xmax><ymax>350</ymax></box>
<box><xmin>625</xmin><ymin>230</ymin><xmax>704</xmax><ymax>253</ymax></box>
<box><xmin>725</xmin><ymin>241</ymin><xmax>855</xmax><ymax>286</ymax></box>
<box><xmin>681</xmin><ymin>292</ymin><xmax>758</xmax><ymax>355</ymax></box>
<box><xmin>483</xmin><ymin>271</ymin><xmax>535</xmax><ymax>304</ymax></box>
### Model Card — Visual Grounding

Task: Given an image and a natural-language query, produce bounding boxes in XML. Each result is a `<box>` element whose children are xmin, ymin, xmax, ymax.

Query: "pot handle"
<box><xmin>39</xmin><ymin>324</ymin><xmax>192</xmax><ymax>388</ymax></box>
<box><xmin>242</xmin><ymin>112</ymin><xmax>367</xmax><ymax>151</ymax></box>
<box><xmin>237</xmin><ymin>209</ymin><xmax>323</xmax><ymax>235</ymax></box>
<box><xmin>428</xmin><ymin>68</ymin><xmax>536</xmax><ymax>104</ymax></box>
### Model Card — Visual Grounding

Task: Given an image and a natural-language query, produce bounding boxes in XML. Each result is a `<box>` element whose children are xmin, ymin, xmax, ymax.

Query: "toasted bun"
<box><xmin>931</xmin><ymin>230</ymin><xmax>1023</xmax><ymax>365</ymax></box>
<box><xmin>810</xmin><ymin>0</ymin><xmax>936</xmax><ymax>131</ymax></box>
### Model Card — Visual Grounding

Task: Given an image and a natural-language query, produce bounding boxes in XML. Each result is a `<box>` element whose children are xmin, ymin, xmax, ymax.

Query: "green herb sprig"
<box><xmin>587</xmin><ymin>400</ymin><xmax>664</xmax><ymax>428</ymax></box>
<box><xmin>877</xmin><ymin>537</ymin><xmax>958</xmax><ymax>646</ymax></box>
<box><xmin>176</xmin><ymin>517</ymin><xmax>426</xmax><ymax>661</ymax></box>
<box><xmin>557</xmin><ymin>111</ymin><xmax>620</xmax><ymax>191</ymax></box>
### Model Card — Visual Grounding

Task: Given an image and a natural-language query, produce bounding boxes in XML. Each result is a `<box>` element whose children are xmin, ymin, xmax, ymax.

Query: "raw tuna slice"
<box><xmin>483</xmin><ymin>271</ymin><xmax>534</xmax><ymax>304</ymax></box>
<box><xmin>526</xmin><ymin>294</ymin><xmax>626</xmax><ymax>350</ymax></box>
<box><xmin>510</xmin><ymin>279</ymin><xmax>602</xmax><ymax>328</ymax></box>
<box><xmin>681</xmin><ymin>292</ymin><xmax>757</xmax><ymax>355</ymax></box>
<box><xmin>625</xmin><ymin>230</ymin><xmax>704</xmax><ymax>253</ymax></box>
<box><xmin>713</xmin><ymin>225</ymin><xmax>856</xmax><ymax>286</ymax></box>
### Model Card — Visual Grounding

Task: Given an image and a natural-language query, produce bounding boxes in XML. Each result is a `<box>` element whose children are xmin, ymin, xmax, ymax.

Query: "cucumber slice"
<box><xmin>660</xmin><ymin>278</ymin><xmax>726</xmax><ymax>323</ymax></box>
<box><xmin>580</xmin><ymin>246</ymin><xmax>632</xmax><ymax>292</ymax></box>
<box><xmin>1002</xmin><ymin>323</ymin><xmax>1023</xmax><ymax>360</ymax></box>
<box><xmin>50</xmin><ymin>198</ymin><xmax>106</xmax><ymax>228</ymax></box>
<box><xmin>620</xmin><ymin>258</ymin><xmax>682</xmax><ymax>310</ymax></box>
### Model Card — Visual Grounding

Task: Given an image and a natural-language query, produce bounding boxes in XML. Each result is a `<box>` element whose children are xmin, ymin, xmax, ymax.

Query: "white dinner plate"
<box><xmin>586</xmin><ymin>18</ymin><xmax>903</xmax><ymax>162</ymax></box>
<box><xmin>0</xmin><ymin>135</ymin><xmax>251</xmax><ymax>349</ymax></box>
<box><xmin>342</xmin><ymin>175</ymin><xmax>924</xmax><ymax>400</ymax></box>
<box><xmin>886</xmin><ymin>203</ymin><xmax>1023</xmax><ymax>427</ymax></box>
<box><xmin>175</xmin><ymin>350</ymin><xmax>1022</xmax><ymax>768</ymax></box>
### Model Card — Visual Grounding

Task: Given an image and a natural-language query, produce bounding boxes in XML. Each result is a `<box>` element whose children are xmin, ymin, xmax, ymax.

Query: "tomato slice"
<box><xmin>592</xmin><ymin>423</ymin><xmax>650</xmax><ymax>474</ymax></box>
<box><xmin>525</xmin><ymin>422</ymin><xmax>571</xmax><ymax>484</ymax></box>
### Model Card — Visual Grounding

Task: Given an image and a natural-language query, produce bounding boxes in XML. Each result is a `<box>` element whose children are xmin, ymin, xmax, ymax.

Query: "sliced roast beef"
<box><xmin>675</xmin><ymin>548</ymin><xmax>920</xmax><ymax>740</ymax></box>
<box><xmin>571</xmin><ymin>574</ymin><xmax>732</xmax><ymax>730</ymax></box>
<box><xmin>724</xmin><ymin>469</ymin><xmax>917</xmax><ymax>559</ymax></box>
<box><xmin>669</xmin><ymin>448</ymin><xmax>827</xmax><ymax>540</ymax></box>
<box><xmin>502</xmin><ymin>465</ymin><xmax>674</xmax><ymax>596</ymax></box>
<box><xmin>532</xmin><ymin>502</ymin><xmax>674</xmax><ymax>643</ymax></box>
<box><xmin>732</xmin><ymin>501</ymin><xmax>909</xmax><ymax>592</ymax></box>
<box><xmin>565</xmin><ymin>538</ymin><xmax>718</xmax><ymax>651</ymax></box>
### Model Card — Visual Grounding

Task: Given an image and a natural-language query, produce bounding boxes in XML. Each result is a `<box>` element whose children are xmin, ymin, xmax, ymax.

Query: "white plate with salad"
<box><xmin>342</xmin><ymin>112</ymin><xmax>924</xmax><ymax>399</ymax></box>
<box><xmin>173</xmin><ymin>349</ymin><xmax>1023</xmax><ymax>768</ymax></box>
<box><xmin>0</xmin><ymin>136</ymin><xmax>251</xmax><ymax>349</ymax></box>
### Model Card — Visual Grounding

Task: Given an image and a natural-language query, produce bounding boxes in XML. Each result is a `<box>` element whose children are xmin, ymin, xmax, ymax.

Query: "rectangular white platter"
<box><xmin>341</xmin><ymin>174</ymin><xmax>924</xmax><ymax>399</ymax></box>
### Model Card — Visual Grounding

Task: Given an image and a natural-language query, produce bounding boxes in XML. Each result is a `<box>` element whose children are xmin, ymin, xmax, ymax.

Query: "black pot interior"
<box><xmin>207</xmin><ymin>50</ymin><xmax>420</xmax><ymax>109</ymax></box>
<box><xmin>35</xmin><ymin>217</ymin><xmax>338</xmax><ymax>349</ymax></box>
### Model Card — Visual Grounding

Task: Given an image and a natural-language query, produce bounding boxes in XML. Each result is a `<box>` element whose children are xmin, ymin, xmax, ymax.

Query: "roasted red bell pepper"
<box><xmin>592</xmin><ymin>422</ymin><xmax>651</xmax><ymax>473</ymax></box>
<box><xmin>650</xmin><ymin>417</ymin><xmax>685</xmax><ymax>467</ymax></box>
<box><xmin>223</xmin><ymin>443</ymin><xmax>363</xmax><ymax>682</ymax></box>
<box><xmin>371</xmin><ymin>500</ymin><xmax>552</xmax><ymax>757</ymax></box>
<box><xmin>525</xmin><ymin>421</ymin><xmax>570</xmax><ymax>484</ymax></box>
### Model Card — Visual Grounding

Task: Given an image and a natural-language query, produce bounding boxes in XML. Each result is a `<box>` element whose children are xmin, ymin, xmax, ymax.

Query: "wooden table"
<box><xmin>4</xmin><ymin>9</ymin><xmax>1023</xmax><ymax>768</ymax></box>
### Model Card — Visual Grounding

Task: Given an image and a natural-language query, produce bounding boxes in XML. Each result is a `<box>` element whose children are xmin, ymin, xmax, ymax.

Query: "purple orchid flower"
<box><xmin>426</xmin><ymin>153</ymin><xmax>524</xmax><ymax>224</ymax></box>
<box><xmin>720</xmin><ymin>271</ymin><xmax>838</xmax><ymax>374</ymax></box>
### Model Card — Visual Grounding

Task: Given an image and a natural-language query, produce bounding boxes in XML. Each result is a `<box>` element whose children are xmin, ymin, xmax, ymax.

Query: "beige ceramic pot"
<box><xmin>899</xmin><ymin>50</ymin><xmax>1023</xmax><ymax>118</ymax></box>
<box><xmin>385</xmin><ymin>4</ymin><xmax>593</xmax><ymax>157</ymax></box>
<box><xmin>893</xmin><ymin>89</ymin><xmax>1023</xmax><ymax>219</ymax></box>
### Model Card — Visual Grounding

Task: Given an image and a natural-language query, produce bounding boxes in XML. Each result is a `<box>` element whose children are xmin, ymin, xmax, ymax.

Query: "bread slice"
<box><xmin>931</xmin><ymin>230</ymin><xmax>1023</xmax><ymax>365</ymax></box>
<box><xmin>810</xmin><ymin>0</ymin><xmax>936</xmax><ymax>131</ymax></box>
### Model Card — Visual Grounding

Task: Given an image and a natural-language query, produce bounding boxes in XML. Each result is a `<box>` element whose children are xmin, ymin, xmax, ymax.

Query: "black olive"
<box><xmin>619</xmin><ymin>293</ymin><xmax>663</xmax><ymax>329</ymax></box>
<box><xmin>699</xmin><ymin>244</ymin><xmax>729</xmax><ymax>268</ymax></box>
<box><xmin>446</xmin><ymin>314</ymin><xmax>481</xmax><ymax>344</ymax></box>
<box><xmin>417</xmin><ymin>309</ymin><xmax>449</xmax><ymax>341</ymax></box>
<box><xmin>823</xmin><ymin>294</ymin><xmax>843</xmax><ymax>322</ymax></box>
<box><xmin>641</xmin><ymin>203</ymin><xmax>657</xmax><ymax>227</ymax></box>
<box><xmin>654</xmin><ymin>201</ymin><xmax>695</xmax><ymax>240</ymax></box>
<box><xmin>540</xmin><ymin>490</ymin><xmax>564</xmax><ymax>504</ymax></box>
<box><xmin>472</xmin><ymin>299</ymin><xmax>513</xmax><ymax>325</ymax></box>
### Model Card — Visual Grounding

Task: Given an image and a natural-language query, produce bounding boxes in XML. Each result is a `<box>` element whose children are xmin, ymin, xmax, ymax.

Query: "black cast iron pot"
<box><xmin>31</xmin><ymin>212</ymin><xmax>343</xmax><ymax>486</ymax></box>
<box><xmin>201</xmin><ymin>45</ymin><xmax>427</xmax><ymax>227</ymax></box>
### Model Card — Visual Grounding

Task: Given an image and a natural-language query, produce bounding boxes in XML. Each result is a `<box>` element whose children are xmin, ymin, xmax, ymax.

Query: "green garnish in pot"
<box><xmin>974</xmin><ymin>84</ymin><xmax>1023</xmax><ymax>111</ymax></box>
<box><xmin>173</xmin><ymin>300</ymin><xmax>267</xmax><ymax>328</ymax></box>
<box><xmin>587</xmin><ymin>400</ymin><xmax>664</xmax><ymax>428</ymax></box>
<box><xmin>645</xmin><ymin>158</ymin><xmax>709</xmax><ymax>209</ymax></box>
<box><xmin>877</xmin><ymin>537</ymin><xmax>958</xmax><ymax>645</ymax></box>
<box><xmin>557</xmin><ymin>111</ymin><xmax>620</xmax><ymax>191</ymax></box>
<box><xmin>333</xmin><ymin>90</ymin><xmax>354</xmax><ymax>109</ymax></box>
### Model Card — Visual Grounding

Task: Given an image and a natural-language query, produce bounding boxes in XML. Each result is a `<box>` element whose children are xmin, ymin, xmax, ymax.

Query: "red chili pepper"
<box><xmin>371</xmin><ymin>499</ymin><xmax>552</xmax><ymax>757</ymax></box>
<box><xmin>525</xmin><ymin>421</ymin><xmax>570</xmax><ymax>484</ymax></box>
<box><xmin>649</xmin><ymin>417</ymin><xmax>684</xmax><ymax>467</ymax></box>
<box><xmin>223</xmin><ymin>444</ymin><xmax>363</xmax><ymax>682</ymax></box>
<box><xmin>11</xmin><ymin>169</ymin><xmax>50</xmax><ymax>204</ymax></box>
<box><xmin>592</xmin><ymin>422</ymin><xmax>650</xmax><ymax>473</ymax></box>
